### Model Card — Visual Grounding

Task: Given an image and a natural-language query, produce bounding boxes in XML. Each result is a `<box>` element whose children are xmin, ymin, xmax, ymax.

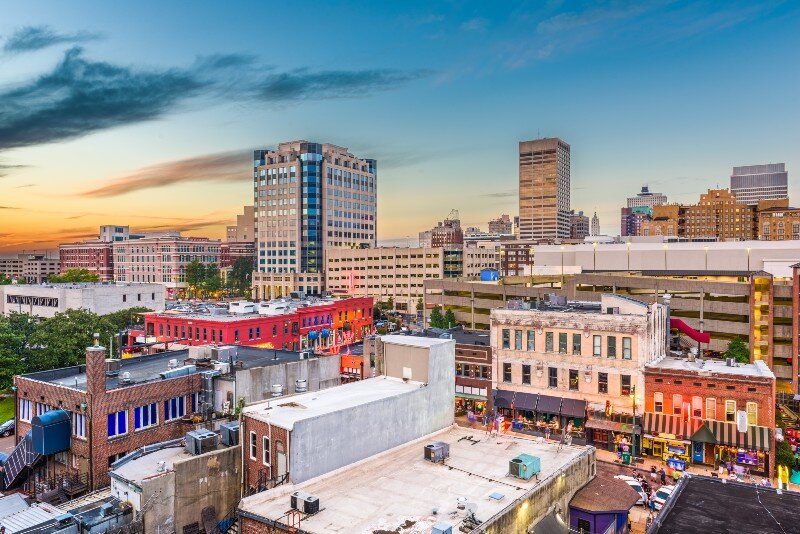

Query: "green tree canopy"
<box><xmin>416</xmin><ymin>298</ymin><xmax>423</xmax><ymax>312</ymax></box>
<box><xmin>185</xmin><ymin>261</ymin><xmax>206</xmax><ymax>297</ymax></box>
<box><xmin>444</xmin><ymin>308</ymin><xmax>457</xmax><ymax>328</ymax></box>
<box><xmin>429</xmin><ymin>306</ymin><xmax>444</xmax><ymax>329</ymax></box>
<box><xmin>0</xmin><ymin>273</ymin><xmax>13</xmax><ymax>285</ymax></box>
<box><xmin>228</xmin><ymin>256</ymin><xmax>253</xmax><ymax>296</ymax></box>
<box><xmin>725</xmin><ymin>338</ymin><xmax>750</xmax><ymax>364</ymax></box>
<box><xmin>104</xmin><ymin>307</ymin><xmax>153</xmax><ymax>331</ymax></box>
<box><xmin>48</xmin><ymin>269</ymin><xmax>100</xmax><ymax>283</ymax></box>
<box><xmin>28</xmin><ymin>309</ymin><xmax>114</xmax><ymax>371</ymax></box>
<box><xmin>0</xmin><ymin>313</ymin><xmax>38</xmax><ymax>389</ymax></box>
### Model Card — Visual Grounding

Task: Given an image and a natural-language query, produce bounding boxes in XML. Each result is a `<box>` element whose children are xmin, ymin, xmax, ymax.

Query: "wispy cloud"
<box><xmin>461</xmin><ymin>18</ymin><xmax>488</xmax><ymax>32</ymax></box>
<box><xmin>0</xmin><ymin>163</ymin><xmax>29</xmax><ymax>178</ymax></box>
<box><xmin>13</xmin><ymin>184</ymin><xmax>35</xmax><ymax>189</ymax></box>
<box><xmin>2</xmin><ymin>25</ymin><xmax>100</xmax><ymax>53</ymax></box>
<box><xmin>0</xmin><ymin>206</ymin><xmax>20</xmax><ymax>210</ymax></box>
<box><xmin>481</xmin><ymin>189</ymin><xmax>517</xmax><ymax>198</ymax></box>
<box><xmin>78</xmin><ymin>150</ymin><xmax>249</xmax><ymax>198</ymax></box>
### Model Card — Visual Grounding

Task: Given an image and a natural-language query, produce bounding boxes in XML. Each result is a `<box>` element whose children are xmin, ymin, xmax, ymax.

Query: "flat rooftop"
<box><xmin>653</xmin><ymin>475</ymin><xmax>800</xmax><ymax>533</ymax></box>
<box><xmin>647</xmin><ymin>356</ymin><xmax>775</xmax><ymax>379</ymax></box>
<box><xmin>418</xmin><ymin>327</ymin><xmax>492</xmax><ymax>347</ymax></box>
<box><xmin>243</xmin><ymin>375</ymin><xmax>422</xmax><ymax>430</ymax></box>
<box><xmin>238</xmin><ymin>426</ymin><xmax>589</xmax><ymax>533</ymax></box>
<box><xmin>111</xmin><ymin>445</ymin><xmax>192</xmax><ymax>483</ymax></box>
<box><xmin>20</xmin><ymin>345</ymin><xmax>317</xmax><ymax>390</ymax></box>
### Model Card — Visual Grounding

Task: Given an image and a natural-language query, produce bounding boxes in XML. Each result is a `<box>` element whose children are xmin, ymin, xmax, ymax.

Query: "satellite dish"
<box><xmin>736</xmin><ymin>410</ymin><xmax>748</xmax><ymax>433</ymax></box>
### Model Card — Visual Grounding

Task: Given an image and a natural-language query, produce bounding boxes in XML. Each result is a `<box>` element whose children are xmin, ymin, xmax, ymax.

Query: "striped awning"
<box><xmin>706</xmin><ymin>420</ymin><xmax>772</xmax><ymax>451</ymax></box>
<box><xmin>643</xmin><ymin>413</ymin><xmax>701</xmax><ymax>440</ymax></box>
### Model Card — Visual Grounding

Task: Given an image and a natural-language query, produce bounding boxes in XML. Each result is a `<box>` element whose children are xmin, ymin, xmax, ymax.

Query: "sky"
<box><xmin>0</xmin><ymin>0</ymin><xmax>799</xmax><ymax>252</ymax></box>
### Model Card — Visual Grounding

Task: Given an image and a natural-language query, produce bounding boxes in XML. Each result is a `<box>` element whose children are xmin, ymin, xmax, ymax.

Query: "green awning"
<box><xmin>456</xmin><ymin>392</ymin><xmax>487</xmax><ymax>401</ymax></box>
<box><xmin>691</xmin><ymin>424</ymin><xmax>717</xmax><ymax>444</ymax></box>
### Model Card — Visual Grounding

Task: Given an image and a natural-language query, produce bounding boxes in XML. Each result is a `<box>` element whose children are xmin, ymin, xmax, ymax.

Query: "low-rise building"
<box><xmin>58</xmin><ymin>241</ymin><xmax>114</xmax><ymax>282</ymax></box>
<box><xmin>643</xmin><ymin>356</ymin><xmax>776</xmax><ymax>477</ymax></box>
<box><xmin>0</xmin><ymin>253</ymin><xmax>60</xmax><ymax>283</ymax></box>
<box><xmin>0</xmin><ymin>282</ymin><xmax>165</xmax><ymax>318</ymax></box>
<box><xmin>490</xmin><ymin>294</ymin><xmax>666</xmax><ymax>452</ymax></box>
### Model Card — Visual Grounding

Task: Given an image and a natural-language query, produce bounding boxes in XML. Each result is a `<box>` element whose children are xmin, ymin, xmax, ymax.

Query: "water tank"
<box><xmin>295</xmin><ymin>379</ymin><xmax>308</xmax><ymax>393</ymax></box>
<box><xmin>271</xmin><ymin>384</ymin><xmax>283</xmax><ymax>397</ymax></box>
<box><xmin>31</xmin><ymin>409</ymin><xmax>71</xmax><ymax>455</ymax></box>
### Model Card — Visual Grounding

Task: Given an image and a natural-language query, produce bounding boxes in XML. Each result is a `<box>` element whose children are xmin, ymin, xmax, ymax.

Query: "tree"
<box><xmin>0</xmin><ymin>273</ymin><xmax>12</xmax><ymax>285</ymax></box>
<box><xmin>229</xmin><ymin>257</ymin><xmax>253</xmax><ymax>296</ymax></box>
<box><xmin>185</xmin><ymin>261</ymin><xmax>207</xmax><ymax>298</ymax></box>
<box><xmin>429</xmin><ymin>306</ymin><xmax>444</xmax><ymax>329</ymax></box>
<box><xmin>0</xmin><ymin>314</ymin><xmax>36</xmax><ymax>389</ymax></box>
<box><xmin>48</xmin><ymin>269</ymin><xmax>100</xmax><ymax>283</ymax></box>
<box><xmin>725</xmin><ymin>338</ymin><xmax>750</xmax><ymax>364</ymax></box>
<box><xmin>28</xmin><ymin>309</ymin><xmax>114</xmax><ymax>371</ymax></box>
<box><xmin>202</xmin><ymin>265</ymin><xmax>223</xmax><ymax>296</ymax></box>
<box><xmin>104</xmin><ymin>307</ymin><xmax>153</xmax><ymax>332</ymax></box>
<box><xmin>444</xmin><ymin>308</ymin><xmax>457</xmax><ymax>329</ymax></box>
<box><xmin>416</xmin><ymin>298</ymin><xmax>423</xmax><ymax>312</ymax></box>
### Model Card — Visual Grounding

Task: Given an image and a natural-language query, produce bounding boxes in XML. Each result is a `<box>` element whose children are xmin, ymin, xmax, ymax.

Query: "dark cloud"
<box><xmin>79</xmin><ymin>150</ymin><xmax>249</xmax><ymax>198</ymax></box>
<box><xmin>3</xmin><ymin>25</ymin><xmax>100</xmax><ymax>53</ymax></box>
<box><xmin>255</xmin><ymin>68</ymin><xmax>430</xmax><ymax>102</ymax></box>
<box><xmin>134</xmin><ymin>219</ymin><xmax>231</xmax><ymax>234</ymax></box>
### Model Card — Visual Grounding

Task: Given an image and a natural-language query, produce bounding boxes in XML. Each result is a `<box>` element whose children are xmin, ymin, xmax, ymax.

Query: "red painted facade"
<box><xmin>143</xmin><ymin>297</ymin><xmax>374</xmax><ymax>351</ymax></box>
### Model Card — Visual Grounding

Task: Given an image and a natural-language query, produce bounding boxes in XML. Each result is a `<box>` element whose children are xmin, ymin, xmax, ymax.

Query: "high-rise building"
<box><xmin>226</xmin><ymin>205</ymin><xmax>255</xmax><ymax>242</ymax></box>
<box><xmin>488</xmin><ymin>214</ymin><xmax>513</xmax><ymax>235</ymax></box>
<box><xmin>569</xmin><ymin>210</ymin><xmax>590</xmax><ymax>240</ymax></box>
<box><xmin>731</xmin><ymin>164</ymin><xmax>788</xmax><ymax>206</ymax></box>
<box><xmin>252</xmin><ymin>141</ymin><xmax>377</xmax><ymax>299</ymax></box>
<box><xmin>518</xmin><ymin>138</ymin><xmax>570</xmax><ymax>240</ymax></box>
<box><xmin>590</xmin><ymin>212</ymin><xmax>600</xmax><ymax>236</ymax></box>
<box><xmin>627</xmin><ymin>186</ymin><xmax>667</xmax><ymax>209</ymax></box>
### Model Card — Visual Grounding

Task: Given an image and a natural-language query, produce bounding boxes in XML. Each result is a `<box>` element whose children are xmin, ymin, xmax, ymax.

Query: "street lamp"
<box><xmin>663</xmin><ymin>244</ymin><xmax>668</xmax><ymax>270</ymax></box>
<box><xmin>630</xmin><ymin>384</ymin><xmax>638</xmax><ymax>458</ymax></box>
<box><xmin>704</xmin><ymin>246</ymin><xmax>709</xmax><ymax>271</ymax></box>
<box><xmin>626</xmin><ymin>242</ymin><xmax>631</xmax><ymax>273</ymax></box>
<box><xmin>593</xmin><ymin>242</ymin><xmax>597</xmax><ymax>271</ymax></box>
<box><xmin>746</xmin><ymin>247</ymin><xmax>751</xmax><ymax>272</ymax></box>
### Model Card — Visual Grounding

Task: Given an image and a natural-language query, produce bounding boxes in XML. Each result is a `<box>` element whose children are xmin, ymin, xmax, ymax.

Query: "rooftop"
<box><xmin>653</xmin><ymin>475</ymin><xmax>800</xmax><ymax>534</ymax></box>
<box><xmin>569</xmin><ymin>475</ymin><xmax>640</xmax><ymax>512</ymax></box>
<box><xmin>242</xmin><ymin>375</ymin><xmax>422</xmax><ymax>430</ymax></box>
<box><xmin>647</xmin><ymin>356</ymin><xmax>775</xmax><ymax>379</ymax></box>
<box><xmin>149</xmin><ymin>296</ymin><xmax>350</xmax><ymax>322</ymax></box>
<box><xmin>111</xmin><ymin>444</ymin><xmax>192</xmax><ymax>483</ymax></box>
<box><xmin>20</xmin><ymin>345</ymin><xmax>318</xmax><ymax>390</ymax></box>
<box><xmin>238</xmin><ymin>426</ymin><xmax>589</xmax><ymax>533</ymax></box>
<box><xmin>418</xmin><ymin>326</ymin><xmax>492</xmax><ymax>347</ymax></box>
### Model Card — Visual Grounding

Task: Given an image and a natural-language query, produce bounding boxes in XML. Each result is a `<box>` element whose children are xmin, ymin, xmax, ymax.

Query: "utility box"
<box><xmin>424</xmin><ymin>442</ymin><xmax>450</xmax><ymax>463</ymax></box>
<box><xmin>432</xmin><ymin>523</ymin><xmax>453</xmax><ymax>534</ymax></box>
<box><xmin>509</xmin><ymin>453</ymin><xmax>541</xmax><ymax>480</ymax></box>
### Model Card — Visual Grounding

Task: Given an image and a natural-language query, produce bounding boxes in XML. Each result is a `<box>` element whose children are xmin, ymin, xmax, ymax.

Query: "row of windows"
<box><xmin>652</xmin><ymin>393</ymin><xmax>758</xmax><ymax>424</ymax></box>
<box><xmin>502</xmin><ymin>363</ymin><xmax>631</xmax><ymax>395</ymax></box>
<box><xmin>108</xmin><ymin>395</ymin><xmax>198</xmax><ymax>438</ymax></box>
<box><xmin>455</xmin><ymin>364</ymin><xmax>490</xmax><ymax>379</ymax></box>
<box><xmin>501</xmin><ymin>329</ymin><xmax>632</xmax><ymax>359</ymax></box>
<box><xmin>19</xmin><ymin>401</ymin><xmax>88</xmax><ymax>439</ymax></box>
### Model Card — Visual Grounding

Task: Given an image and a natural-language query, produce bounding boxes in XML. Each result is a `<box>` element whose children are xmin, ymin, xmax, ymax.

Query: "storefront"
<box><xmin>706</xmin><ymin>420</ymin><xmax>772</xmax><ymax>476</ymax></box>
<box><xmin>586</xmin><ymin>416</ymin><xmax>639</xmax><ymax>453</ymax></box>
<box><xmin>491</xmin><ymin>390</ymin><xmax>587</xmax><ymax>441</ymax></box>
<box><xmin>455</xmin><ymin>387</ymin><xmax>487</xmax><ymax>416</ymax></box>
<box><xmin>642</xmin><ymin>413</ymin><xmax>697</xmax><ymax>468</ymax></box>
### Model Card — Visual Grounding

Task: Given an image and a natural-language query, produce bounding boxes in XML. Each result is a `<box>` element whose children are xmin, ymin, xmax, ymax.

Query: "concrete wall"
<box><xmin>0</xmin><ymin>283</ymin><xmax>165</xmax><ymax>317</ymax></box>
<box><xmin>288</xmin><ymin>339</ymin><xmax>455</xmax><ymax>484</ymax></box>
<box><xmin>173</xmin><ymin>445</ymin><xmax>242</xmax><ymax>533</ymax></box>
<box><xmin>234</xmin><ymin>356</ymin><xmax>342</xmax><ymax>405</ymax></box>
<box><xmin>142</xmin><ymin>471</ymin><xmax>175</xmax><ymax>534</ymax></box>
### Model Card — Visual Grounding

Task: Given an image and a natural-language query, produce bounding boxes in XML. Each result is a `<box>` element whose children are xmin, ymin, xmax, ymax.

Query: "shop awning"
<box><xmin>586</xmin><ymin>419</ymin><xmax>625</xmax><ymax>432</ymax></box>
<box><xmin>536</xmin><ymin>394</ymin><xmax>562</xmax><ymax>415</ymax></box>
<box><xmin>513</xmin><ymin>392</ymin><xmax>538</xmax><ymax>411</ymax></box>
<box><xmin>690</xmin><ymin>424</ymin><xmax>717</xmax><ymax>444</ymax></box>
<box><xmin>560</xmin><ymin>398</ymin><xmax>587</xmax><ymax>418</ymax></box>
<box><xmin>706</xmin><ymin>420</ymin><xmax>772</xmax><ymax>451</ymax></box>
<box><xmin>493</xmin><ymin>389</ymin><xmax>514</xmax><ymax>409</ymax></box>
<box><xmin>456</xmin><ymin>392</ymin><xmax>487</xmax><ymax>401</ymax></box>
<box><xmin>643</xmin><ymin>413</ymin><xmax>700</xmax><ymax>439</ymax></box>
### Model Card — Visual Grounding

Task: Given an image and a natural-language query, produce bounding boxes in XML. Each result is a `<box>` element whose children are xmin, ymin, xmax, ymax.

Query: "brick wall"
<box><xmin>241</xmin><ymin>416</ymin><xmax>289</xmax><ymax>492</ymax></box>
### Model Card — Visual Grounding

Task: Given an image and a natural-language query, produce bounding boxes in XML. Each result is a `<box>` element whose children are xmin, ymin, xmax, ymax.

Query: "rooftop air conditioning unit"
<box><xmin>185</xmin><ymin>428</ymin><xmax>218</xmax><ymax>455</ymax></box>
<box><xmin>105</xmin><ymin>359</ymin><xmax>121</xmax><ymax>377</ymax></box>
<box><xmin>424</xmin><ymin>442</ymin><xmax>450</xmax><ymax>463</ymax></box>
<box><xmin>509</xmin><ymin>453</ymin><xmax>541</xmax><ymax>480</ymax></box>
<box><xmin>299</xmin><ymin>350</ymin><xmax>311</xmax><ymax>360</ymax></box>
<box><xmin>213</xmin><ymin>361</ymin><xmax>231</xmax><ymax>374</ymax></box>
<box><xmin>100</xmin><ymin>502</ymin><xmax>115</xmax><ymax>517</ymax></box>
<box><xmin>290</xmin><ymin>491</ymin><xmax>320</xmax><ymax>515</ymax></box>
<box><xmin>295</xmin><ymin>379</ymin><xmax>308</xmax><ymax>393</ymax></box>
<box><xmin>119</xmin><ymin>372</ymin><xmax>132</xmax><ymax>385</ymax></box>
<box><xmin>431</xmin><ymin>523</ymin><xmax>453</xmax><ymax>534</ymax></box>
<box><xmin>168</xmin><ymin>359</ymin><xmax>179</xmax><ymax>370</ymax></box>
<box><xmin>271</xmin><ymin>384</ymin><xmax>283</xmax><ymax>397</ymax></box>
<box><xmin>220</xmin><ymin>421</ymin><xmax>240</xmax><ymax>446</ymax></box>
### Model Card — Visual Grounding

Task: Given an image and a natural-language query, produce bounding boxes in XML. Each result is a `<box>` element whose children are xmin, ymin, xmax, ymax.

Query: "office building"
<box><xmin>620</xmin><ymin>206</ymin><xmax>651</xmax><ymax>237</ymax></box>
<box><xmin>0</xmin><ymin>253</ymin><xmax>60</xmax><ymax>283</ymax></box>
<box><xmin>488</xmin><ymin>214</ymin><xmax>513</xmax><ymax>235</ymax></box>
<box><xmin>58</xmin><ymin>241</ymin><xmax>114</xmax><ymax>281</ymax></box>
<box><xmin>418</xmin><ymin>210</ymin><xmax>464</xmax><ymax>248</ymax></box>
<box><xmin>519</xmin><ymin>138</ymin><xmax>571</xmax><ymax>240</ymax></box>
<box><xmin>627</xmin><ymin>185</ymin><xmax>667</xmax><ymax>209</ymax></box>
<box><xmin>99</xmin><ymin>225</ymin><xmax>142</xmax><ymax>242</ymax></box>
<box><xmin>730</xmin><ymin>163</ymin><xmax>789</xmax><ymax>206</ymax></box>
<box><xmin>569</xmin><ymin>210</ymin><xmax>590</xmax><ymax>240</ymax></box>
<box><xmin>227</xmin><ymin>205</ymin><xmax>255</xmax><ymax>242</ymax></box>
<box><xmin>252</xmin><ymin>141</ymin><xmax>377</xmax><ymax>298</ymax></box>
<box><xmin>757</xmin><ymin>199</ymin><xmax>800</xmax><ymax>241</ymax></box>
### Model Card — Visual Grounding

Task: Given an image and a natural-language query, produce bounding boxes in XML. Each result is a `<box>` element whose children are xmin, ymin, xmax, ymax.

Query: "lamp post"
<box><xmin>630</xmin><ymin>384</ymin><xmax>638</xmax><ymax>459</ymax></box>
<box><xmin>746</xmin><ymin>247</ymin><xmax>751</xmax><ymax>272</ymax></box>
<box><xmin>560</xmin><ymin>245</ymin><xmax>565</xmax><ymax>285</ymax></box>
<box><xmin>663</xmin><ymin>244</ymin><xmax>668</xmax><ymax>270</ymax></box>
<box><xmin>593</xmin><ymin>242</ymin><xmax>597</xmax><ymax>271</ymax></box>
<box><xmin>626</xmin><ymin>241</ymin><xmax>631</xmax><ymax>273</ymax></box>
<box><xmin>704</xmin><ymin>246</ymin><xmax>709</xmax><ymax>271</ymax></box>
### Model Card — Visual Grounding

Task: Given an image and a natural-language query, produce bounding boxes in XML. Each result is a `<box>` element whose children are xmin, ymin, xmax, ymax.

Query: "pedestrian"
<box><xmin>544</xmin><ymin>426</ymin><xmax>551</xmax><ymax>441</ymax></box>
<box><xmin>649</xmin><ymin>495</ymin><xmax>657</xmax><ymax>517</ymax></box>
<box><xmin>650</xmin><ymin>465</ymin><xmax>658</xmax><ymax>482</ymax></box>
<box><xmin>727</xmin><ymin>460</ymin><xmax>733</xmax><ymax>475</ymax></box>
<box><xmin>483</xmin><ymin>413</ymin><xmax>490</xmax><ymax>436</ymax></box>
<box><xmin>659</xmin><ymin>468</ymin><xmax>666</xmax><ymax>485</ymax></box>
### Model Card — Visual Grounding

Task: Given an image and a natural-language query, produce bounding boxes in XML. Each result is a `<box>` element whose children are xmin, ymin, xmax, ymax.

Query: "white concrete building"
<box><xmin>0</xmin><ymin>282</ymin><xmax>165</xmax><ymax>317</ymax></box>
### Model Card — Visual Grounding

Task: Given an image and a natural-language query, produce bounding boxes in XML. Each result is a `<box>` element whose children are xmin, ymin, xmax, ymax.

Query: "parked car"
<box><xmin>0</xmin><ymin>419</ymin><xmax>15</xmax><ymax>437</ymax></box>
<box><xmin>613</xmin><ymin>475</ymin><xmax>647</xmax><ymax>505</ymax></box>
<box><xmin>653</xmin><ymin>485</ymin><xmax>676</xmax><ymax>510</ymax></box>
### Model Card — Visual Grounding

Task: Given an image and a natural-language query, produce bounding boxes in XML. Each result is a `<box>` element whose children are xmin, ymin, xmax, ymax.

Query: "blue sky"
<box><xmin>0</xmin><ymin>0</ymin><xmax>798</xmax><ymax>250</ymax></box>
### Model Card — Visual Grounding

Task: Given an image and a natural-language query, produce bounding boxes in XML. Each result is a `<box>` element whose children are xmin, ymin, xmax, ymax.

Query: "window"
<box><xmin>706</xmin><ymin>398</ymin><xmax>716</xmax><ymax>420</ymax></box>
<box><xmin>598</xmin><ymin>373</ymin><xmax>608</xmax><ymax>394</ymax></box>
<box><xmin>522</xmin><ymin>364</ymin><xmax>531</xmax><ymax>384</ymax></box>
<box><xmin>572</xmin><ymin>334</ymin><xmax>581</xmax><ymax>355</ymax></box>
<box><xmin>622</xmin><ymin>337</ymin><xmax>632</xmax><ymax>359</ymax></box>
<box><xmin>692</xmin><ymin>396</ymin><xmax>703</xmax><ymax>418</ymax></box>
<box><xmin>746</xmin><ymin>402</ymin><xmax>757</xmax><ymax>425</ymax></box>
<box><xmin>593</xmin><ymin>335</ymin><xmax>601</xmax><ymax>357</ymax></box>
<box><xmin>569</xmin><ymin>369</ymin><xmax>579</xmax><ymax>391</ymax></box>
<box><xmin>263</xmin><ymin>436</ymin><xmax>270</xmax><ymax>465</ymax></box>
<box><xmin>107</xmin><ymin>410</ymin><xmax>128</xmax><ymax>438</ymax></box>
<box><xmin>621</xmin><ymin>375</ymin><xmax>631</xmax><ymax>396</ymax></box>
<box><xmin>503</xmin><ymin>363</ymin><xmax>511</xmax><ymax>383</ymax></box>
<box><xmin>578</xmin><ymin>518</ymin><xmax>591</xmax><ymax>534</ymax></box>
<box><xmin>250</xmin><ymin>431</ymin><xmax>257</xmax><ymax>459</ymax></box>
<box><xmin>607</xmin><ymin>336</ymin><xmax>617</xmax><ymax>358</ymax></box>
<box><xmin>725</xmin><ymin>400</ymin><xmax>736</xmax><ymax>422</ymax></box>
<box><xmin>545</xmin><ymin>332</ymin><xmax>554</xmax><ymax>352</ymax></box>
<box><xmin>36</xmin><ymin>402</ymin><xmax>50</xmax><ymax>416</ymax></box>
<box><xmin>558</xmin><ymin>333</ymin><xmax>567</xmax><ymax>354</ymax></box>
<box><xmin>72</xmin><ymin>412</ymin><xmax>86</xmax><ymax>438</ymax></box>
<box><xmin>164</xmin><ymin>396</ymin><xmax>186</xmax><ymax>421</ymax></box>
<box><xmin>514</xmin><ymin>330</ymin><xmax>523</xmax><ymax>350</ymax></box>
<box><xmin>502</xmin><ymin>329</ymin><xmax>510</xmax><ymax>349</ymax></box>
<box><xmin>654</xmin><ymin>392</ymin><xmax>663</xmax><ymax>413</ymax></box>
<box><xmin>548</xmin><ymin>367</ymin><xmax>558</xmax><ymax>388</ymax></box>
<box><xmin>673</xmin><ymin>394</ymin><xmax>683</xmax><ymax>415</ymax></box>
<box><xmin>191</xmin><ymin>392</ymin><xmax>201</xmax><ymax>413</ymax></box>
<box><xmin>527</xmin><ymin>330</ymin><xmax>535</xmax><ymax>351</ymax></box>
<box><xmin>134</xmin><ymin>403</ymin><xmax>158</xmax><ymax>430</ymax></box>
<box><xmin>19</xmin><ymin>399</ymin><xmax>32</xmax><ymax>422</ymax></box>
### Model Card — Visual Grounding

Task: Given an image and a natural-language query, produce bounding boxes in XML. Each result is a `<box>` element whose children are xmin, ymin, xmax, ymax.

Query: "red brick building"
<box><xmin>58</xmin><ymin>241</ymin><xmax>114</xmax><ymax>282</ymax></box>
<box><xmin>143</xmin><ymin>297</ymin><xmax>373</xmax><ymax>352</ymax></box>
<box><xmin>220</xmin><ymin>241</ymin><xmax>255</xmax><ymax>269</ymax></box>
<box><xmin>642</xmin><ymin>357</ymin><xmax>775</xmax><ymax>477</ymax></box>
<box><xmin>12</xmin><ymin>343</ymin><xmax>206</xmax><ymax>492</ymax></box>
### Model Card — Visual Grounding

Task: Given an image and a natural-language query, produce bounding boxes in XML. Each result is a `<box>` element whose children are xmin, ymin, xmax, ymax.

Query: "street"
<box><xmin>596</xmin><ymin>459</ymin><xmax>673</xmax><ymax>533</ymax></box>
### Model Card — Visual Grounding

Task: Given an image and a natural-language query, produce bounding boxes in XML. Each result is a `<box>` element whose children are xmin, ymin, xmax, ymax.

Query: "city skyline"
<box><xmin>1</xmin><ymin>1</ymin><xmax>799</xmax><ymax>251</ymax></box>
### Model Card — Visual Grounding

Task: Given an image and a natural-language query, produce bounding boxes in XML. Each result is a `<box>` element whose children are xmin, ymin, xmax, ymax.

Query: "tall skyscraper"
<box><xmin>627</xmin><ymin>186</ymin><xmax>667</xmax><ymax>209</ymax></box>
<box><xmin>590</xmin><ymin>212</ymin><xmax>600</xmax><ymax>236</ymax></box>
<box><xmin>730</xmin><ymin>163</ymin><xmax>789</xmax><ymax>205</ymax></box>
<box><xmin>518</xmin><ymin>138</ymin><xmax>571</xmax><ymax>241</ymax></box>
<box><xmin>252</xmin><ymin>141</ymin><xmax>377</xmax><ymax>298</ymax></box>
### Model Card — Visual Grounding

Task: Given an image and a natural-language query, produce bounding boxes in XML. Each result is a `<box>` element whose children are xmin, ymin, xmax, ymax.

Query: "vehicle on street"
<box><xmin>0</xmin><ymin>419</ymin><xmax>15</xmax><ymax>437</ymax></box>
<box><xmin>613</xmin><ymin>475</ymin><xmax>647</xmax><ymax>505</ymax></box>
<box><xmin>653</xmin><ymin>485</ymin><xmax>676</xmax><ymax>510</ymax></box>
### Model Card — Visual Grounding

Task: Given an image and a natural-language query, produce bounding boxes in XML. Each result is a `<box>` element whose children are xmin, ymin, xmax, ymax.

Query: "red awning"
<box><xmin>670</xmin><ymin>318</ymin><xmax>711</xmax><ymax>344</ymax></box>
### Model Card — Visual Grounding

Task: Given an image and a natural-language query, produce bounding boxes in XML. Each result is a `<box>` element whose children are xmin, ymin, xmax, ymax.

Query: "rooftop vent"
<box><xmin>119</xmin><ymin>371</ymin><xmax>132</xmax><ymax>385</ymax></box>
<box><xmin>168</xmin><ymin>359</ymin><xmax>179</xmax><ymax>370</ymax></box>
<box><xmin>105</xmin><ymin>359</ymin><xmax>121</xmax><ymax>377</ymax></box>
<box><xmin>271</xmin><ymin>384</ymin><xmax>283</xmax><ymax>397</ymax></box>
<box><xmin>295</xmin><ymin>379</ymin><xmax>308</xmax><ymax>393</ymax></box>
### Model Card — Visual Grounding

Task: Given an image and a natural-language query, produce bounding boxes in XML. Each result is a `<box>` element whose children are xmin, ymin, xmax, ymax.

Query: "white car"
<box><xmin>613</xmin><ymin>475</ymin><xmax>647</xmax><ymax>505</ymax></box>
<box><xmin>653</xmin><ymin>485</ymin><xmax>675</xmax><ymax>510</ymax></box>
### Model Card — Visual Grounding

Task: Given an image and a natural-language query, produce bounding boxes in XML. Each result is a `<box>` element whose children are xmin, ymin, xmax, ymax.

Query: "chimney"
<box><xmin>662</xmin><ymin>294</ymin><xmax>672</xmax><ymax>356</ymax></box>
<box><xmin>86</xmin><ymin>333</ymin><xmax>107</xmax><ymax>396</ymax></box>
